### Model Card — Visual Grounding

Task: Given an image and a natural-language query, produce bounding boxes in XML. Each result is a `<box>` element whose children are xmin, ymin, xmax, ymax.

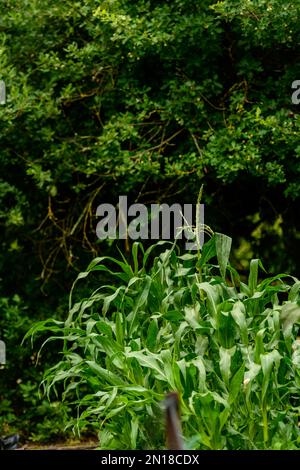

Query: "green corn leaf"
<box><xmin>248</xmin><ymin>259</ymin><xmax>265</xmax><ymax>296</ymax></box>
<box><xmin>128</xmin><ymin>275</ymin><xmax>152</xmax><ymax>335</ymax></box>
<box><xmin>229</xmin><ymin>363</ymin><xmax>245</xmax><ymax>404</ymax></box>
<box><xmin>280</xmin><ymin>302</ymin><xmax>300</xmax><ymax>339</ymax></box>
<box><xmin>102</xmin><ymin>286</ymin><xmax>125</xmax><ymax>316</ymax></box>
<box><xmin>85</xmin><ymin>361</ymin><xmax>124</xmax><ymax>386</ymax></box>
<box><xmin>126</xmin><ymin>351</ymin><xmax>166</xmax><ymax>382</ymax></box>
<box><xmin>231</xmin><ymin>301</ymin><xmax>248</xmax><ymax>345</ymax></box>
<box><xmin>219</xmin><ymin>346</ymin><xmax>236</xmax><ymax>387</ymax></box>
<box><xmin>191</xmin><ymin>357</ymin><xmax>207</xmax><ymax>392</ymax></box>
<box><xmin>115</xmin><ymin>311</ymin><xmax>124</xmax><ymax>346</ymax></box>
<box><xmin>184</xmin><ymin>304</ymin><xmax>201</xmax><ymax>330</ymax></box>
<box><xmin>288</xmin><ymin>281</ymin><xmax>300</xmax><ymax>302</ymax></box>
<box><xmin>146</xmin><ymin>318</ymin><xmax>159</xmax><ymax>351</ymax></box>
<box><xmin>197</xmin><ymin>282</ymin><xmax>219</xmax><ymax>325</ymax></box>
<box><xmin>198</xmin><ymin>235</ymin><xmax>217</xmax><ymax>268</ymax></box>
<box><xmin>215</xmin><ymin>232</ymin><xmax>232</xmax><ymax>280</ymax></box>
<box><xmin>260</xmin><ymin>350</ymin><xmax>281</xmax><ymax>403</ymax></box>
<box><xmin>130</xmin><ymin>416</ymin><xmax>139</xmax><ymax>448</ymax></box>
<box><xmin>254</xmin><ymin>329</ymin><xmax>265</xmax><ymax>363</ymax></box>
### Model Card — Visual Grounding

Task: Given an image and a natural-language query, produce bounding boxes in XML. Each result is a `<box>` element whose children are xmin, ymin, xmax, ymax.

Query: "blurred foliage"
<box><xmin>0</xmin><ymin>0</ymin><xmax>300</xmax><ymax>441</ymax></box>
<box><xmin>0</xmin><ymin>295</ymin><xmax>74</xmax><ymax>441</ymax></box>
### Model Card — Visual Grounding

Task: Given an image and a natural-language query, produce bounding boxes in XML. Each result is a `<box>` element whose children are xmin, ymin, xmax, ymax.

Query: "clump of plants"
<box><xmin>27</xmin><ymin>232</ymin><xmax>300</xmax><ymax>449</ymax></box>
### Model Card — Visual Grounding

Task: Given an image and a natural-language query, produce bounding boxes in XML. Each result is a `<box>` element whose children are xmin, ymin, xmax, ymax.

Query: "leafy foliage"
<box><xmin>1</xmin><ymin>0</ymin><xmax>300</xmax><ymax>285</ymax></box>
<box><xmin>1</xmin><ymin>0</ymin><xmax>300</xmax><ymax>442</ymax></box>
<box><xmin>28</xmin><ymin>236</ymin><xmax>300</xmax><ymax>449</ymax></box>
<box><xmin>0</xmin><ymin>296</ymin><xmax>74</xmax><ymax>441</ymax></box>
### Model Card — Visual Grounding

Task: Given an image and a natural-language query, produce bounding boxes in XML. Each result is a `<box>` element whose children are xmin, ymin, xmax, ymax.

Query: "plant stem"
<box><xmin>262</xmin><ymin>408</ymin><xmax>269</xmax><ymax>447</ymax></box>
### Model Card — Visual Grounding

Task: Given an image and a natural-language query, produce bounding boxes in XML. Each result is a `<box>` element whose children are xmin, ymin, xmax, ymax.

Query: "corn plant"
<box><xmin>26</xmin><ymin>234</ymin><xmax>300</xmax><ymax>449</ymax></box>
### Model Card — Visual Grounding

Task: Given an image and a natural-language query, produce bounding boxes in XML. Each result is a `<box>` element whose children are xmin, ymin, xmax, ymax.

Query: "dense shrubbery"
<box><xmin>1</xmin><ymin>0</ymin><xmax>300</xmax><ymax>441</ymax></box>
<box><xmin>0</xmin><ymin>296</ymin><xmax>73</xmax><ymax>441</ymax></box>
